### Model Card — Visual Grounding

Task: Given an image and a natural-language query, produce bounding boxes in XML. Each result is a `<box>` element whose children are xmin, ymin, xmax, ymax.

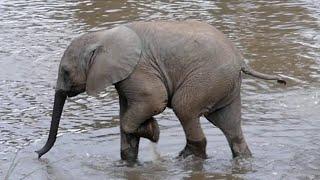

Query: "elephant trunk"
<box><xmin>36</xmin><ymin>90</ymin><xmax>67</xmax><ymax>158</ymax></box>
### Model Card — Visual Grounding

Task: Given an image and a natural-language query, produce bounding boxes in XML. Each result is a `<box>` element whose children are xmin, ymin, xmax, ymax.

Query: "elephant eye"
<box><xmin>88</xmin><ymin>49</ymin><xmax>97</xmax><ymax>66</ymax></box>
<box><xmin>63</xmin><ymin>68</ymin><xmax>70</xmax><ymax>76</ymax></box>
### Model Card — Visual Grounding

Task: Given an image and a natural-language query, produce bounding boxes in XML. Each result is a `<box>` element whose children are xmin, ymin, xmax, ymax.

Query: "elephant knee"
<box><xmin>121</xmin><ymin>121</ymin><xmax>138</xmax><ymax>134</ymax></box>
<box><xmin>152</xmin><ymin>103</ymin><xmax>166</xmax><ymax>115</ymax></box>
<box><xmin>148</xmin><ymin>97</ymin><xmax>167</xmax><ymax>115</ymax></box>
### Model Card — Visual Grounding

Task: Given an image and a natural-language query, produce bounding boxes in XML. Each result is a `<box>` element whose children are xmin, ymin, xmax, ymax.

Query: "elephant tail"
<box><xmin>241</xmin><ymin>62</ymin><xmax>287</xmax><ymax>85</ymax></box>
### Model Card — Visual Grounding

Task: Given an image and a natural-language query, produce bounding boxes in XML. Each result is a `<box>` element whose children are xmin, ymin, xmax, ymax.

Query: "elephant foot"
<box><xmin>231</xmin><ymin>143</ymin><xmax>252</xmax><ymax>158</ymax></box>
<box><xmin>135</xmin><ymin>118</ymin><xmax>160</xmax><ymax>143</ymax></box>
<box><xmin>121</xmin><ymin>148</ymin><xmax>139</xmax><ymax>162</ymax></box>
<box><xmin>179</xmin><ymin>139</ymin><xmax>207</xmax><ymax>159</ymax></box>
<box><xmin>120</xmin><ymin>133</ymin><xmax>140</xmax><ymax>162</ymax></box>
<box><xmin>228</xmin><ymin>136</ymin><xmax>252</xmax><ymax>158</ymax></box>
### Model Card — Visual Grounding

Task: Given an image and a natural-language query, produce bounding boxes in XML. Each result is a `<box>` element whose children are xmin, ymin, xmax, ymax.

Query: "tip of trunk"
<box><xmin>36</xmin><ymin>90</ymin><xmax>67</xmax><ymax>158</ymax></box>
<box><xmin>35</xmin><ymin>150</ymin><xmax>44</xmax><ymax>159</ymax></box>
<box><xmin>35</xmin><ymin>141</ymin><xmax>55</xmax><ymax>158</ymax></box>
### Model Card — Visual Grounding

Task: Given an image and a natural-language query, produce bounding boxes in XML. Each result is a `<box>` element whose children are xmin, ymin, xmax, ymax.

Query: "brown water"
<box><xmin>0</xmin><ymin>0</ymin><xmax>319</xmax><ymax>179</ymax></box>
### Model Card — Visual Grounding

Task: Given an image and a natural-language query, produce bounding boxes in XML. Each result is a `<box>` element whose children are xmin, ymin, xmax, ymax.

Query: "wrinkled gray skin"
<box><xmin>36</xmin><ymin>21</ymin><xmax>286</xmax><ymax>161</ymax></box>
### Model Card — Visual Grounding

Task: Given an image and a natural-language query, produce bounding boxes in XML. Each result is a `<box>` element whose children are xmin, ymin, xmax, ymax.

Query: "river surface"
<box><xmin>0</xmin><ymin>0</ymin><xmax>319</xmax><ymax>179</ymax></box>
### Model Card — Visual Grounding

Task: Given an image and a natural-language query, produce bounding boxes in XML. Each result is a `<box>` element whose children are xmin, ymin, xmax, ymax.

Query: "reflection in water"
<box><xmin>0</xmin><ymin>0</ymin><xmax>319</xmax><ymax>179</ymax></box>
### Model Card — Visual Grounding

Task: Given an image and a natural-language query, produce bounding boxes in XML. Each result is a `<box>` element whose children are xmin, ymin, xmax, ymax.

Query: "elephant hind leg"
<box><xmin>171</xmin><ymin>93</ymin><xmax>207</xmax><ymax>158</ymax></box>
<box><xmin>175</xmin><ymin>112</ymin><xmax>207</xmax><ymax>159</ymax></box>
<box><xmin>205</xmin><ymin>95</ymin><xmax>252</xmax><ymax>158</ymax></box>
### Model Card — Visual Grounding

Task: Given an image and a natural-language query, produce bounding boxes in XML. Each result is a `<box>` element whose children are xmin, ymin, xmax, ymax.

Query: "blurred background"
<box><xmin>0</xmin><ymin>0</ymin><xmax>319</xmax><ymax>179</ymax></box>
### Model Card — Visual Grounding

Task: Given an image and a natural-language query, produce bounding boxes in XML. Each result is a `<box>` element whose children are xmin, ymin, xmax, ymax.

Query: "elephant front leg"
<box><xmin>120</xmin><ymin>126</ymin><xmax>140</xmax><ymax>161</ymax></box>
<box><xmin>118</xmin><ymin>95</ymin><xmax>140</xmax><ymax>161</ymax></box>
<box><xmin>121</xmin><ymin>102</ymin><xmax>163</xmax><ymax>143</ymax></box>
<box><xmin>119</xmin><ymin>102</ymin><xmax>164</xmax><ymax>161</ymax></box>
<box><xmin>120</xmin><ymin>118</ymin><xmax>159</xmax><ymax>161</ymax></box>
<box><xmin>135</xmin><ymin>117</ymin><xmax>159</xmax><ymax>143</ymax></box>
<box><xmin>116</xmin><ymin>77</ymin><xmax>167</xmax><ymax>161</ymax></box>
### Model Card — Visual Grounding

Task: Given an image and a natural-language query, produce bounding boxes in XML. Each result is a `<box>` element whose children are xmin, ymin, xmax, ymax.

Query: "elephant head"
<box><xmin>36</xmin><ymin>26</ymin><xmax>142</xmax><ymax>158</ymax></box>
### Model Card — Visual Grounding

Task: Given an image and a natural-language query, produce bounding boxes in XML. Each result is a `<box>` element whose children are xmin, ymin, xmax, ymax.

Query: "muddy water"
<box><xmin>0</xmin><ymin>0</ymin><xmax>319</xmax><ymax>179</ymax></box>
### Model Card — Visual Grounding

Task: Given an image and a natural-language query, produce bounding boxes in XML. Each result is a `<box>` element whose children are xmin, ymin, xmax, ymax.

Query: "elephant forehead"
<box><xmin>60</xmin><ymin>32</ymin><xmax>101</xmax><ymax>68</ymax></box>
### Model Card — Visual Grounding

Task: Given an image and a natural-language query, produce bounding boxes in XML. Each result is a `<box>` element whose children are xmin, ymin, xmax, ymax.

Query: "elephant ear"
<box><xmin>86</xmin><ymin>26</ymin><xmax>142</xmax><ymax>96</ymax></box>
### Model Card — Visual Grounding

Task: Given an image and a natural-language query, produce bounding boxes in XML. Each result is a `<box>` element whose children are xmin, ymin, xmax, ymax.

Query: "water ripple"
<box><xmin>0</xmin><ymin>0</ymin><xmax>320</xmax><ymax>179</ymax></box>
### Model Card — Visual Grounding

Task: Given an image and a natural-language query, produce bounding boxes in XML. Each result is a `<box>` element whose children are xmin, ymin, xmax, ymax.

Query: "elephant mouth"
<box><xmin>67</xmin><ymin>85</ymin><xmax>86</xmax><ymax>97</ymax></box>
<box><xmin>67</xmin><ymin>91</ymin><xmax>81</xmax><ymax>97</ymax></box>
<box><xmin>67</xmin><ymin>89</ymin><xmax>84</xmax><ymax>97</ymax></box>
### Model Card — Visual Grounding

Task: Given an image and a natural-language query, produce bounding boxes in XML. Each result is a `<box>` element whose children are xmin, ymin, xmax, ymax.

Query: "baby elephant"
<box><xmin>36</xmin><ymin>20</ymin><xmax>286</xmax><ymax>161</ymax></box>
